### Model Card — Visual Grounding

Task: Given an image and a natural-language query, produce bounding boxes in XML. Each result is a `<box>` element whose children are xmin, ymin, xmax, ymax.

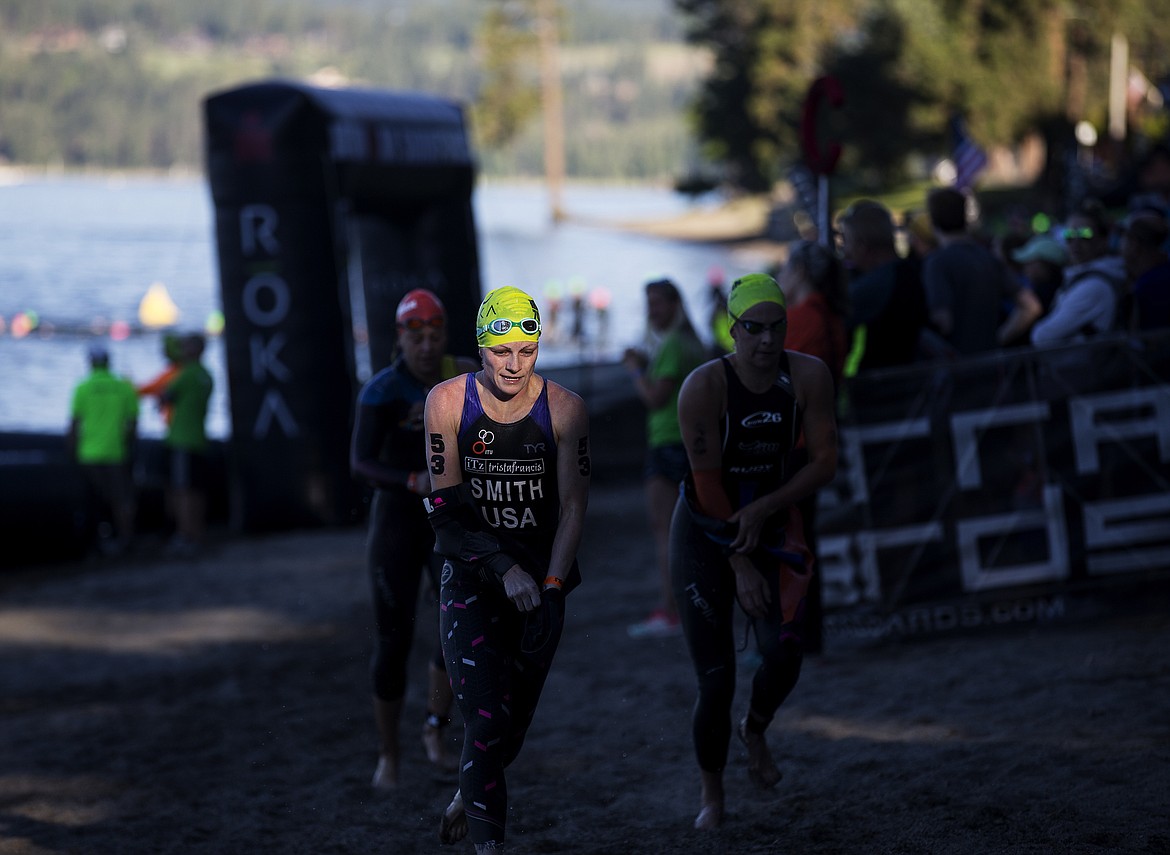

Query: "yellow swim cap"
<box><xmin>476</xmin><ymin>286</ymin><xmax>542</xmax><ymax>346</ymax></box>
<box><xmin>727</xmin><ymin>273</ymin><xmax>786</xmax><ymax>320</ymax></box>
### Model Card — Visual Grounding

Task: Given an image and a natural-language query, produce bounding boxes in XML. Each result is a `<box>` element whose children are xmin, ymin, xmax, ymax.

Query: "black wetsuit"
<box><xmin>352</xmin><ymin>356</ymin><xmax>456</xmax><ymax>702</ymax></box>
<box><xmin>670</xmin><ymin>354</ymin><xmax>808</xmax><ymax>774</ymax></box>
<box><xmin>440</xmin><ymin>374</ymin><xmax>577</xmax><ymax>846</ymax></box>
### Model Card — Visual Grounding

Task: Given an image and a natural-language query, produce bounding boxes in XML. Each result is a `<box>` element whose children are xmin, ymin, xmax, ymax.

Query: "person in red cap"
<box><xmin>349</xmin><ymin>288</ymin><xmax>478</xmax><ymax>790</ymax></box>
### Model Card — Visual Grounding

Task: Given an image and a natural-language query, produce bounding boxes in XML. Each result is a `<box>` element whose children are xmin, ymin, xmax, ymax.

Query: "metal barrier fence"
<box><xmin>818</xmin><ymin>330</ymin><xmax>1170</xmax><ymax>642</ymax></box>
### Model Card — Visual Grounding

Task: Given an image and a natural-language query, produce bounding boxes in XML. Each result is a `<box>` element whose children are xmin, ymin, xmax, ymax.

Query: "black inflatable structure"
<box><xmin>204</xmin><ymin>79</ymin><xmax>482</xmax><ymax>531</ymax></box>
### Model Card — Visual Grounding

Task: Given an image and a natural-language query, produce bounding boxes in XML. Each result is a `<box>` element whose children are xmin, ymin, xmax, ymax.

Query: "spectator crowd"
<box><xmin>823</xmin><ymin>146</ymin><xmax>1170</xmax><ymax>378</ymax></box>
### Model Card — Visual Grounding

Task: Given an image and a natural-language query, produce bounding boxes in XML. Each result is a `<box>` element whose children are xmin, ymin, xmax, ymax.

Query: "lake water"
<box><xmin>0</xmin><ymin>175</ymin><xmax>778</xmax><ymax>438</ymax></box>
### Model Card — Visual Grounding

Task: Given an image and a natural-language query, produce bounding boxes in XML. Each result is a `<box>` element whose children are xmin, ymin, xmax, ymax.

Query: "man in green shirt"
<box><xmin>162</xmin><ymin>333</ymin><xmax>214</xmax><ymax>557</ymax></box>
<box><xmin>68</xmin><ymin>346</ymin><xmax>139</xmax><ymax>555</ymax></box>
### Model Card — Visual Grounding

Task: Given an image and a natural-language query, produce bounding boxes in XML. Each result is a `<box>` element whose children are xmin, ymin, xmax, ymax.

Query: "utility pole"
<box><xmin>1108</xmin><ymin>32</ymin><xmax>1128</xmax><ymax>161</ymax></box>
<box><xmin>536</xmin><ymin>0</ymin><xmax>566</xmax><ymax>223</ymax></box>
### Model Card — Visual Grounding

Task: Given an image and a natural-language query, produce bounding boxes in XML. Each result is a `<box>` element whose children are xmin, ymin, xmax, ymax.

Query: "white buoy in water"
<box><xmin>139</xmin><ymin>281</ymin><xmax>179</xmax><ymax>328</ymax></box>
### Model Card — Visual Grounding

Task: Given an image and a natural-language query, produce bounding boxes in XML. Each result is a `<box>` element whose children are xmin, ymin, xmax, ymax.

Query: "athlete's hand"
<box><xmin>728</xmin><ymin>499</ymin><xmax>771</xmax><ymax>553</ymax></box>
<box><xmin>502</xmin><ymin>565</ymin><xmax>541</xmax><ymax>612</ymax></box>
<box><xmin>731</xmin><ymin>554</ymin><xmax>770</xmax><ymax>619</ymax></box>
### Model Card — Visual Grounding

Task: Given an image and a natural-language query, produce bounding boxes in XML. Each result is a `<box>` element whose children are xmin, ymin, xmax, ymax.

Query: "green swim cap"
<box><xmin>476</xmin><ymin>286</ymin><xmax>542</xmax><ymax>346</ymax></box>
<box><xmin>727</xmin><ymin>273</ymin><xmax>786</xmax><ymax>320</ymax></box>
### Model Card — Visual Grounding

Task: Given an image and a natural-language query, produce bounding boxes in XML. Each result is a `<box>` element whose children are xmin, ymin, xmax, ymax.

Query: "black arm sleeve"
<box><xmin>350</xmin><ymin>403</ymin><xmax>412</xmax><ymax>489</ymax></box>
<box><xmin>424</xmin><ymin>483</ymin><xmax>516</xmax><ymax>580</ymax></box>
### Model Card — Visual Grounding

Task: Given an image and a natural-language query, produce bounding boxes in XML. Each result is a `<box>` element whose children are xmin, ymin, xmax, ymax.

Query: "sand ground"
<box><xmin>2</xmin><ymin>463</ymin><xmax>1169</xmax><ymax>855</ymax></box>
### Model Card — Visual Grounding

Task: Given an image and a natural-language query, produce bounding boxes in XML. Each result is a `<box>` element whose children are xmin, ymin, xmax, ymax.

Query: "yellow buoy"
<box><xmin>205</xmin><ymin>310</ymin><xmax>225</xmax><ymax>336</ymax></box>
<box><xmin>138</xmin><ymin>281</ymin><xmax>180</xmax><ymax>328</ymax></box>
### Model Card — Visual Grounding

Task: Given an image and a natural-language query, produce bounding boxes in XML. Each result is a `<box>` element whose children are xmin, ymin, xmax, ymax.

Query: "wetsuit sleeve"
<box><xmin>692</xmin><ymin>468</ymin><xmax>734</xmax><ymax>520</ymax></box>
<box><xmin>424</xmin><ymin>483</ymin><xmax>515</xmax><ymax>579</ymax></box>
<box><xmin>349</xmin><ymin>401</ymin><xmax>412</xmax><ymax>489</ymax></box>
<box><xmin>546</xmin><ymin>384</ymin><xmax>591</xmax><ymax>585</ymax></box>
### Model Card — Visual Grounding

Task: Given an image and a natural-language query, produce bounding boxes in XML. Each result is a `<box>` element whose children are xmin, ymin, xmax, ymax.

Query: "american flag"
<box><xmin>950</xmin><ymin>115</ymin><xmax>988</xmax><ymax>190</ymax></box>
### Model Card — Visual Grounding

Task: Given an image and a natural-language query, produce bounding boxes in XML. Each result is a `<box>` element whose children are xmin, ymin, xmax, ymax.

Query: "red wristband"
<box><xmin>543</xmin><ymin>576</ymin><xmax>563</xmax><ymax>590</ymax></box>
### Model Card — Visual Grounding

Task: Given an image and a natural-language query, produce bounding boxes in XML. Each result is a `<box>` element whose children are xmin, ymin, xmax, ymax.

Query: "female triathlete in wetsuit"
<box><xmin>423</xmin><ymin>286</ymin><xmax>590</xmax><ymax>853</ymax></box>
<box><xmin>350</xmin><ymin>289</ymin><xmax>478</xmax><ymax>790</ymax></box>
<box><xmin>671</xmin><ymin>273</ymin><xmax>838</xmax><ymax>830</ymax></box>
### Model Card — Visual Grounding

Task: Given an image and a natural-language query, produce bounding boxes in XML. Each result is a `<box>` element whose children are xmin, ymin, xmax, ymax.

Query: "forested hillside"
<box><xmin>8</xmin><ymin>0</ymin><xmax>1166</xmax><ymax>190</ymax></box>
<box><xmin>0</xmin><ymin>0</ymin><xmax>703</xmax><ymax>180</ymax></box>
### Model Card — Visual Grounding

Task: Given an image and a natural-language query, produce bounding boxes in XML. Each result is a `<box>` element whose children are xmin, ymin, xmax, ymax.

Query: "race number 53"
<box><xmin>429</xmin><ymin>433</ymin><xmax>446</xmax><ymax>475</ymax></box>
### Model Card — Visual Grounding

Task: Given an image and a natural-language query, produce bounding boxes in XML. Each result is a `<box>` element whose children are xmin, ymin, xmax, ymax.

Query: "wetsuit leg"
<box><xmin>440</xmin><ymin>559</ymin><xmax>564</xmax><ymax>846</ymax></box>
<box><xmin>499</xmin><ymin>588</ymin><xmax>565</xmax><ymax>768</ymax></box>
<box><xmin>746</xmin><ymin>565</ymin><xmax>805</xmax><ymax>731</ymax></box>
<box><xmin>423</xmin><ymin>550</ymin><xmax>447</xmax><ymax>673</ymax></box>
<box><xmin>669</xmin><ymin>498</ymin><xmax>738</xmax><ymax>773</ymax></box>
<box><xmin>368</xmin><ymin>491</ymin><xmax>434</xmax><ymax>702</ymax></box>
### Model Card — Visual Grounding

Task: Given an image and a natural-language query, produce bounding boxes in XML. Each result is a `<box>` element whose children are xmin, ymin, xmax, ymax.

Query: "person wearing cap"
<box><xmin>1002</xmin><ymin>234</ymin><xmax>1069</xmax><ymax>346</ymax></box>
<box><xmin>1011</xmin><ymin>234</ymin><xmax>1068</xmax><ymax>308</ymax></box>
<box><xmin>68</xmin><ymin>345</ymin><xmax>139</xmax><ymax>556</ymax></box>
<box><xmin>350</xmin><ymin>288</ymin><xmax>478</xmax><ymax>790</ymax></box>
<box><xmin>422</xmin><ymin>286</ymin><xmax>590</xmax><ymax>852</ymax></box>
<box><xmin>1030</xmin><ymin>199</ymin><xmax>1127</xmax><ymax>346</ymax></box>
<box><xmin>1120</xmin><ymin>212</ymin><xmax>1170</xmax><ymax>331</ymax></box>
<box><xmin>670</xmin><ymin>273</ymin><xmax>837</xmax><ymax>830</ymax></box>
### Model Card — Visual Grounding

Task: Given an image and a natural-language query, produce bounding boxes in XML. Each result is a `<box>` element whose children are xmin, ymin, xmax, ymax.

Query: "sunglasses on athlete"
<box><xmin>477</xmin><ymin>317</ymin><xmax>542</xmax><ymax>337</ymax></box>
<box><xmin>730</xmin><ymin>313</ymin><xmax>787</xmax><ymax>336</ymax></box>
<box><xmin>398</xmin><ymin>316</ymin><xmax>445</xmax><ymax>330</ymax></box>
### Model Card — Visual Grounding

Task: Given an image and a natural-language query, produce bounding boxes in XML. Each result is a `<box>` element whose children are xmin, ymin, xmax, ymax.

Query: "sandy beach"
<box><xmin>2</xmin><ymin>437</ymin><xmax>1169</xmax><ymax>855</ymax></box>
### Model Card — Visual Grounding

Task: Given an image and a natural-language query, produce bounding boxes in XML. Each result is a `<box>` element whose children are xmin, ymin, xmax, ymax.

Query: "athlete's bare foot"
<box><xmin>371</xmin><ymin>754</ymin><xmax>399</xmax><ymax>790</ymax></box>
<box><xmin>371</xmin><ymin>698</ymin><xmax>402</xmax><ymax>790</ymax></box>
<box><xmin>694</xmin><ymin>803</ymin><xmax>724</xmax><ymax>830</ymax></box>
<box><xmin>439</xmin><ymin>789</ymin><xmax>468</xmax><ymax>845</ymax></box>
<box><xmin>694</xmin><ymin>770</ymin><xmax>724</xmax><ymax>830</ymax></box>
<box><xmin>738</xmin><ymin>718</ymin><xmax>782</xmax><ymax>789</ymax></box>
<box><xmin>422</xmin><ymin>720</ymin><xmax>458</xmax><ymax>771</ymax></box>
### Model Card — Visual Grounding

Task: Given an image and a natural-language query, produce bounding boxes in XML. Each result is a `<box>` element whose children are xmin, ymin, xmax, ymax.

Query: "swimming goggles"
<box><xmin>730</xmin><ymin>313</ymin><xmax>787</xmax><ymax>336</ymax></box>
<box><xmin>1061</xmin><ymin>227</ymin><xmax>1095</xmax><ymax>240</ymax></box>
<box><xmin>477</xmin><ymin>317</ymin><xmax>542</xmax><ymax>337</ymax></box>
<box><xmin>399</xmin><ymin>316</ymin><xmax>445</xmax><ymax>330</ymax></box>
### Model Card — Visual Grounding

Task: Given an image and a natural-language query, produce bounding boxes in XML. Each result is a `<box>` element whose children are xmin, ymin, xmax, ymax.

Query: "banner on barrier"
<box><xmin>817</xmin><ymin>332</ymin><xmax>1170</xmax><ymax>641</ymax></box>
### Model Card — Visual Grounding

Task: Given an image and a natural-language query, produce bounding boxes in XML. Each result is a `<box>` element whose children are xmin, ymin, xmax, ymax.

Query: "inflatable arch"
<box><xmin>204</xmin><ymin>80</ymin><xmax>481</xmax><ymax>530</ymax></box>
